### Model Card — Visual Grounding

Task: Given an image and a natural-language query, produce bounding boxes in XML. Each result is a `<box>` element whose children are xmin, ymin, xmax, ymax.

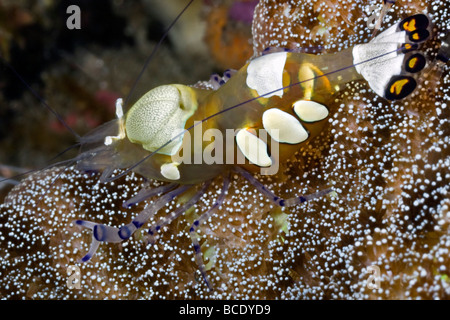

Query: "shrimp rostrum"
<box><xmin>73</xmin><ymin>13</ymin><xmax>433</xmax><ymax>290</ymax></box>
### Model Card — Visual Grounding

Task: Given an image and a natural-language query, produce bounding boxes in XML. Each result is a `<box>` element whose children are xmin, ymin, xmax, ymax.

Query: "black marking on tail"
<box><xmin>357</xmin><ymin>14</ymin><xmax>433</xmax><ymax>100</ymax></box>
<box><xmin>409</xmin><ymin>29</ymin><xmax>431</xmax><ymax>43</ymax></box>
<box><xmin>404</xmin><ymin>53</ymin><xmax>427</xmax><ymax>73</ymax></box>
<box><xmin>384</xmin><ymin>75</ymin><xmax>417</xmax><ymax>100</ymax></box>
<box><xmin>401</xmin><ymin>43</ymin><xmax>419</xmax><ymax>53</ymax></box>
<box><xmin>399</xmin><ymin>14</ymin><xmax>430</xmax><ymax>33</ymax></box>
<box><xmin>397</xmin><ymin>14</ymin><xmax>432</xmax><ymax>44</ymax></box>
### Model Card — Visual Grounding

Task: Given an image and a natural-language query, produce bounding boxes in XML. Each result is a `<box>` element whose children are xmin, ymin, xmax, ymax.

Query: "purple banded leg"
<box><xmin>75</xmin><ymin>184</ymin><xmax>191</xmax><ymax>262</ymax></box>
<box><xmin>189</xmin><ymin>174</ymin><xmax>230</xmax><ymax>291</ymax></box>
<box><xmin>223</xmin><ymin>69</ymin><xmax>237</xmax><ymax>80</ymax></box>
<box><xmin>234</xmin><ymin>166</ymin><xmax>332</xmax><ymax>207</ymax></box>
<box><xmin>209</xmin><ymin>73</ymin><xmax>222</xmax><ymax>90</ymax></box>
<box><xmin>132</xmin><ymin>184</ymin><xmax>191</xmax><ymax>229</ymax></box>
<box><xmin>99</xmin><ymin>166</ymin><xmax>115</xmax><ymax>183</ymax></box>
<box><xmin>74</xmin><ymin>220</ymin><xmax>124</xmax><ymax>262</ymax></box>
<box><xmin>74</xmin><ymin>221</ymin><xmax>99</xmax><ymax>262</ymax></box>
<box><xmin>209</xmin><ymin>69</ymin><xmax>238</xmax><ymax>90</ymax></box>
<box><xmin>122</xmin><ymin>182</ymin><xmax>178</xmax><ymax>208</ymax></box>
<box><xmin>146</xmin><ymin>181</ymin><xmax>212</xmax><ymax>243</ymax></box>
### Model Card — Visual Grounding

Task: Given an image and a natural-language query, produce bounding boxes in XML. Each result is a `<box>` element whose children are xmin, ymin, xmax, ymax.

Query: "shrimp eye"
<box><xmin>125</xmin><ymin>84</ymin><xmax>198</xmax><ymax>155</ymax></box>
<box><xmin>384</xmin><ymin>75</ymin><xmax>417</xmax><ymax>100</ymax></box>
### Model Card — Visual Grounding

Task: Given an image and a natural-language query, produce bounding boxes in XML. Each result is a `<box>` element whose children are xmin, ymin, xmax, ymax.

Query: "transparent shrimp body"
<box><xmin>76</xmin><ymin>50</ymin><xmax>356</xmax><ymax>184</ymax></box>
<box><xmin>79</xmin><ymin>14</ymin><xmax>431</xmax><ymax>184</ymax></box>
<box><xmin>73</xmin><ymin>13</ymin><xmax>433</xmax><ymax>290</ymax></box>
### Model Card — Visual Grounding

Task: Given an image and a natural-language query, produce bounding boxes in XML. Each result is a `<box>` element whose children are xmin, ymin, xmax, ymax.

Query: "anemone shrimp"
<box><xmin>1</xmin><ymin>0</ymin><xmax>449</xmax><ymax>300</ymax></box>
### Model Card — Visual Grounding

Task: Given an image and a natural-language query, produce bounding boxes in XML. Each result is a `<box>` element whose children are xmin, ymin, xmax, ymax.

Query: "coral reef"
<box><xmin>0</xmin><ymin>0</ymin><xmax>449</xmax><ymax>300</ymax></box>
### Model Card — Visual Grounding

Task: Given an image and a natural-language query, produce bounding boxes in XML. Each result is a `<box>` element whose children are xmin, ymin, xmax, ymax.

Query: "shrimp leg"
<box><xmin>189</xmin><ymin>174</ymin><xmax>230</xmax><ymax>291</ymax></box>
<box><xmin>75</xmin><ymin>184</ymin><xmax>191</xmax><ymax>262</ymax></box>
<box><xmin>234</xmin><ymin>166</ymin><xmax>332</xmax><ymax>207</ymax></box>
<box><xmin>146</xmin><ymin>181</ymin><xmax>212</xmax><ymax>243</ymax></box>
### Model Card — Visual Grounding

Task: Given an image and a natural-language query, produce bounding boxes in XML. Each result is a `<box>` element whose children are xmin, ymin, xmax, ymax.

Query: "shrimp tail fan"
<box><xmin>352</xmin><ymin>14</ymin><xmax>432</xmax><ymax>100</ymax></box>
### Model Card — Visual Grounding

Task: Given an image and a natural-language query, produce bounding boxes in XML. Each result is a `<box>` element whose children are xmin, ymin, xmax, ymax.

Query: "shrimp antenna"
<box><xmin>0</xmin><ymin>53</ymin><xmax>84</xmax><ymax>188</ymax></box>
<box><xmin>106</xmin><ymin>46</ymin><xmax>409</xmax><ymax>183</ymax></box>
<box><xmin>123</xmin><ymin>0</ymin><xmax>195</xmax><ymax>109</ymax></box>
<box><xmin>0</xmin><ymin>54</ymin><xmax>81</xmax><ymax>141</ymax></box>
<box><xmin>0</xmin><ymin>143</ymin><xmax>81</xmax><ymax>186</ymax></box>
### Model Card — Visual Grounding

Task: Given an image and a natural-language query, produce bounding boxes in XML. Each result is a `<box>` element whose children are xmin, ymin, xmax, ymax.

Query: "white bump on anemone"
<box><xmin>262</xmin><ymin>108</ymin><xmax>309</xmax><ymax>144</ymax></box>
<box><xmin>160</xmin><ymin>162</ymin><xmax>181</xmax><ymax>180</ymax></box>
<box><xmin>246</xmin><ymin>51</ymin><xmax>287</xmax><ymax>98</ymax></box>
<box><xmin>293</xmin><ymin>100</ymin><xmax>329</xmax><ymax>122</ymax></box>
<box><xmin>236</xmin><ymin>129</ymin><xmax>272</xmax><ymax>167</ymax></box>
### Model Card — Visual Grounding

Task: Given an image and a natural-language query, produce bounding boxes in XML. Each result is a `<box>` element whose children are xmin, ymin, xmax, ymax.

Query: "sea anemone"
<box><xmin>0</xmin><ymin>0</ymin><xmax>449</xmax><ymax>299</ymax></box>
